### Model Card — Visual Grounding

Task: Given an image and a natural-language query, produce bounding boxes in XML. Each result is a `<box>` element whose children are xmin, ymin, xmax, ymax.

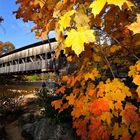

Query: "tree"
<box><xmin>15</xmin><ymin>0</ymin><xmax>140</xmax><ymax>139</ymax></box>
<box><xmin>0</xmin><ymin>41</ymin><xmax>15</xmax><ymax>55</ymax></box>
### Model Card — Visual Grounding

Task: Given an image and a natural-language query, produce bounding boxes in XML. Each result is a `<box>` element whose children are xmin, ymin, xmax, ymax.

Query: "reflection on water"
<box><xmin>0</xmin><ymin>85</ymin><xmax>39</xmax><ymax>96</ymax></box>
<box><xmin>0</xmin><ymin>81</ymin><xmax>58</xmax><ymax>98</ymax></box>
<box><xmin>0</xmin><ymin>84</ymin><xmax>40</xmax><ymax>117</ymax></box>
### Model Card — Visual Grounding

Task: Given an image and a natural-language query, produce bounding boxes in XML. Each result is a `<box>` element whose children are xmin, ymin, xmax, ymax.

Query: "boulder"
<box><xmin>21</xmin><ymin>118</ymin><xmax>76</xmax><ymax>140</ymax></box>
<box><xmin>21</xmin><ymin>122</ymin><xmax>36</xmax><ymax>140</ymax></box>
<box><xmin>18</xmin><ymin>113</ymin><xmax>35</xmax><ymax>125</ymax></box>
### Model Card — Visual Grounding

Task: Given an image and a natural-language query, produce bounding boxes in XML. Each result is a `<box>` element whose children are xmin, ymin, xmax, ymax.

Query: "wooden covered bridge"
<box><xmin>0</xmin><ymin>38</ymin><xmax>67</xmax><ymax>75</ymax></box>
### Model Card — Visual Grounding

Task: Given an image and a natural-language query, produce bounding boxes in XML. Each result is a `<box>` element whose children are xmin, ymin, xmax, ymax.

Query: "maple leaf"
<box><xmin>120</xmin><ymin>124</ymin><xmax>131</xmax><ymax>140</ymax></box>
<box><xmin>66</xmin><ymin>94</ymin><xmax>76</xmax><ymax>105</ymax></box>
<box><xmin>74</xmin><ymin>5</ymin><xmax>90</xmax><ymax>27</ymax></box>
<box><xmin>34</xmin><ymin>0</ymin><xmax>45</xmax><ymax>8</ymax></box>
<box><xmin>121</xmin><ymin>104</ymin><xmax>140</xmax><ymax>125</ymax></box>
<box><xmin>107</xmin><ymin>0</ymin><xmax>134</xmax><ymax>8</ymax></box>
<box><xmin>90</xmin><ymin>0</ymin><xmax>133</xmax><ymax>18</ymax></box>
<box><xmin>89</xmin><ymin>117</ymin><xmax>101</xmax><ymax>131</ymax></box>
<box><xmin>89</xmin><ymin>117</ymin><xmax>110</xmax><ymax>140</ymax></box>
<box><xmin>89</xmin><ymin>0</ymin><xmax>106</xmax><ymax>17</ymax></box>
<box><xmin>84</xmin><ymin>68</ymin><xmax>100</xmax><ymax>81</ymax></box>
<box><xmin>59</xmin><ymin>103</ymin><xmax>69</xmax><ymax>112</ymax></box>
<box><xmin>93</xmin><ymin>53</ymin><xmax>102</xmax><ymax>62</ymax></box>
<box><xmin>133</xmin><ymin>75</ymin><xmax>140</xmax><ymax>85</ymax></box>
<box><xmin>62</xmin><ymin>75</ymin><xmax>69</xmax><ymax>82</ymax></box>
<box><xmin>110</xmin><ymin>45</ymin><xmax>121</xmax><ymax>53</ymax></box>
<box><xmin>127</xmin><ymin>14</ymin><xmax>140</xmax><ymax>34</ymax></box>
<box><xmin>51</xmin><ymin>99</ymin><xmax>62</xmax><ymax>110</ymax></box>
<box><xmin>128</xmin><ymin>65</ymin><xmax>137</xmax><ymax>77</ymax></box>
<box><xmin>58</xmin><ymin>10</ymin><xmax>75</xmax><ymax>31</ymax></box>
<box><xmin>90</xmin><ymin>98</ymin><xmax>109</xmax><ymax>116</ymax></box>
<box><xmin>73</xmin><ymin>119</ymin><xmax>88</xmax><ymax>139</ymax></box>
<box><xmin>65</xmin><ymin>27</ymin><xmax>95</xmax><ymax>55</ymax></box>
<box><xmin>72</xmin><ymin>108</ymin><xmax>83</xmax><ymax>118</ymax></box>
<box><xmin>86</xmin><ymin>83</ymin><xmax>95</xmax><ymax>96</ymax></box>
<box><xmin>99</xmin><ymin>112</ymin><xmax>113</xmax><ymax>125</ymax></box>
<box><xmin>112</xmin><ymin>123</ymin><xmax>122</xmax><ymax>139</ymax></box>
<box><xmin>130</xmin><ymin>123</ymin><xmax>140</xmax><ymax>135</ymax></box>
<box><xmin>56</xmin><ymin>86</ymin><xmax>66</xmax><ymax>94</ymax></box>
<box><xmin>105</xmin><ymin>79</ymin><xmax>132</xmax><ymax>102</ymax></box>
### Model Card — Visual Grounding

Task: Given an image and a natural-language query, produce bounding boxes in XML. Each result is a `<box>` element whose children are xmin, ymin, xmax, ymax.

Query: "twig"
<box><xmin>99</xmin><ymin>45</ymin><xmax>115</xmax><ymax>78</ymax></box>
<box><xmin>95</xmin><ymin>26</ymin><xmax>140</xmax><ymax>60</ymax></box>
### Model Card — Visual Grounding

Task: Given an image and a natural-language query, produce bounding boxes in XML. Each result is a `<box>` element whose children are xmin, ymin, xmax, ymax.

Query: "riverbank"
<box><xmin>0</xmin><ymin>92</ymin><xmax>41</xmax><ymax>140</ymax></box>
<box><xmin>0</xmin><ymin>87</ymin><xmax>77</xmax><ymax>140</ymax></box>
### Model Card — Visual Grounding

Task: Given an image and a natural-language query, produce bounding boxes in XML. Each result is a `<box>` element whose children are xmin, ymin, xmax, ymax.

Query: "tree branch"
<box><xmin>95</xmin><ymin>26</ymin><xmax>140</xmax><ymax>60</ymax></box>
<box><xmin>98</xmin><ymin>45</ymin><xmax>115</xmax><ymax>78</ymax></box>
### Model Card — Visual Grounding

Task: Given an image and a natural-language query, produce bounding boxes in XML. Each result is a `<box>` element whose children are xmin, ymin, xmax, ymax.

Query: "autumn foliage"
<box><xmin>15</xmin><ymin>0</ymin><xmax>140</xmax><ymax>139</ymax></box>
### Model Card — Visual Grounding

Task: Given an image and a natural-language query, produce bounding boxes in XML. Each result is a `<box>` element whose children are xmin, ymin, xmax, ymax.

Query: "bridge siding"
<box><xmin>0</xmin><ymin>41</ymin><xmax>58</xmax><ymax>74</ymax></box>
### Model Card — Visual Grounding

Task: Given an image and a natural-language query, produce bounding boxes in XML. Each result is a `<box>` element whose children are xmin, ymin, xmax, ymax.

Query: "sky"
<box><xmin>0</xmin><ymin>0</ymin><xmax>55</xmax><ymax>49</ymax></box>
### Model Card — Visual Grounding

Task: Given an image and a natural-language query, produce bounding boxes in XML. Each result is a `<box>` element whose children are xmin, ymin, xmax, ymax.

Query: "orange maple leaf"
<box><xmin>73</xmin><ymin>119</ymin><xmax>88</xmax><ymax>139</ymax></box>
<box><xmin>90</xmin><ymin>98</ymin><xmax>109</xmax><ymax>116</ymax></box>
<box><xmin>62</xmin><ymin>75</ymin><xmax>69</xmax><ymax>82</ymax></box>
<box><xmin>56</xmin><ymin>86</ymin><xmax>66</xmax><ymax>94</ymax></box>
<box><xmin>89</xmin><ymin>117</ymin><xmax>110</xmax><ymax>140</ymax></box>
<box><xmin>133</xmin><ymin>75</ymin><xmax>140</xmax><ymax>85</ymax></box>
<box><xmin>87</xmin><ymin>83</ymin><xmax>95</xmax><ymax>96</ymax></box>
<box><xmin>59</xmin><ymin>103</ymin><xmax>69</xmax><ymax>112</ymax></box>
<box><xmin>121</xmin><ymin>104</ymin><xmax>140</xmax><ymax>125</ymax></box>
<box><xmin>51</xmin><ymin>99</ymin><xmax>62</xmax><ymax>110</ymax></box>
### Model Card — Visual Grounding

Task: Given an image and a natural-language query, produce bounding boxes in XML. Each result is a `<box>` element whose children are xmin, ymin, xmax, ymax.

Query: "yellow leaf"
<box><xmin>89</xmin><ymin>0</ymin><xmax>106</xmax><ymax>17</ymax></box>
<box><xmin>127</xmin><ymin>14</ymin><xmax>140</xmax><ymax>34</ymax></box>
<box><xmin>86</xmin><ymin>83</ymin><xmax>95</xmax><ymax>96</ymax></box>
<box><xmin>67</xmin><ymin>56</ymin><xmax>73</xmax><ymax>62</ymax></box>
<box><xmin>34</xmin><ymin>0</ymin><xmax>44</xmax><ymax>8</ymax></box>
<box><xmin>74</xmin><ymin>5</ymin><xmax>90</xmax><ymax>27</ymax></box>
<box><xmin>99</xmin><ymin>112</ymin><xmax>113</xmax><ymax>125</ymax></box>
<box><xmin>41</xmin><ymin>31</ymin><xmax>48</xmax><ymax>40</ymax></box>
<box><xmin>66</xmin><ymin>94</ymin><xmax>76</xmax><ymax>105</ymax></box>
<box><xmin>110</xmin><ymin>45</ymin><xmax>121</xmax><ymax>53</ymax></box>
<box><xmin>133</xmin><ymin>75</ymin><xmax>140</xmax><ymax>85</ymax></box>
<box><xmin>107</xmin><ymin>0</ymin><xmax>134</xmax><ymax>8</ymax></box>
<box><xmin>90</xmin><ymin>0</ymin><xmax>134</xmax><ymax>17</ymax></box>
<box><xmin>65</xmin><ymin>27</ymin><xmax>95</xmax><ymax>55</ymax></box>
<box><xmin>85</xmin><ymin>68</ymin><xmax>100</xmax><ymax>81</ymax></box>
<box><xmin>93</xmin><ymin>54</ymin><xmax>102</xmax><ymax>62</ymax></box>
<box><xmin>105</xmin><ymin>79</ymin><xmax>132</xmax><ymax>102</ymax></box>
<box><xmin>58</xmin><ymin>10</ymin><xmax>75</xmax><ymax>31</ymax></box>
<box><xmin>128</xmin><ymin>65</ymin><xmax>136</xmax><ymax>77</ymax></box>
<box><xmin>112</xmin><ymin>123</ymin><xmax>122</xmax><ymax>139</ymax></box>
<box><xmin>120</xmin><ymin>124</ymin><xmax>130</xmax><ymax>140</ymax></box>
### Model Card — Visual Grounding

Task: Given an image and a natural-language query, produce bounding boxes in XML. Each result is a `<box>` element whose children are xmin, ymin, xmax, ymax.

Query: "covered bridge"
<box><xmin>0</xmin><ymin>38</ymin><xmax>67</xmax><ymax>74</ymax></box>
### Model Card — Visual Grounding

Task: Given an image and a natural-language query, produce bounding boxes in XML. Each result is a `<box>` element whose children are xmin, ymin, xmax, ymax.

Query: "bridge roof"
<box><xmin>0</xmin><ymin>38</ymin><xmax>56</xmax><ymax>58</ymax></box>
